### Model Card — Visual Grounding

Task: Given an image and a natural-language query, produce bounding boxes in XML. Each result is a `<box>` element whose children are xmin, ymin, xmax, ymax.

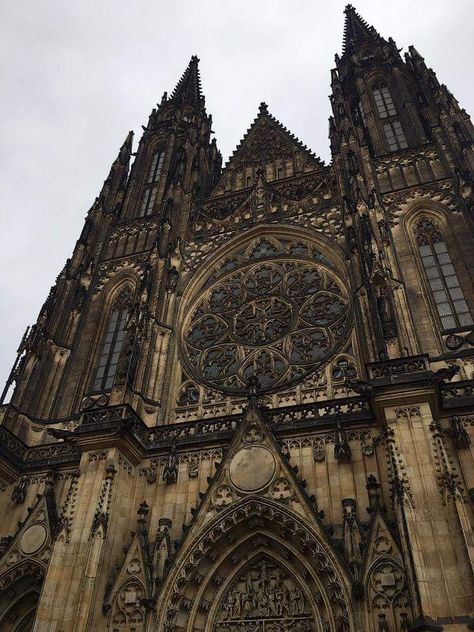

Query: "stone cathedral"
<box><xmin>1</xmin><ymin>5</ymin><xmax>474</xmax><ymax>632</ymax></box>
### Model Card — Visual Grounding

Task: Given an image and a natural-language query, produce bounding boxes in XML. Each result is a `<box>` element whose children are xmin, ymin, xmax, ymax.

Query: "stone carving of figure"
<box><xmin>217</xmin><ymin>561</ymin><xmax>310</xmax><ymax>627</ymax></box>
<box><xmin>376</xmin><ymin>286</ymin><xmax>397</xmax><ymax>338</ymax></box>
<box><xmin>162</xmin><ymin>440</ymin><xmax>178</xmax><ymax>484</ymax></box>
<box><xmin>12</xmin><ymin>476</ymin><xmax>29</xmax><ymax>504</ymax></box>
<box><xmin>166</xmin><ymin>266</ymin><xmax>179</xmax><ymax>293</ymax></box>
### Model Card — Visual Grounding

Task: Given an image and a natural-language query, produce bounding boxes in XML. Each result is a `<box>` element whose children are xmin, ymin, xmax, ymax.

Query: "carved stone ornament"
<box><xmin>181</xmin><ymin>235</ymin><xmax>351</xmax><ymax>394</ymax></box>
<box><xmin>214</xmin><ymin>558</ymin><xmax>314</xmax><ymax>632</ymax></box>
<box><xmin>229</xmin><ymin>446</ymin><xmax>276</xmax><ymax>492</ymax></box>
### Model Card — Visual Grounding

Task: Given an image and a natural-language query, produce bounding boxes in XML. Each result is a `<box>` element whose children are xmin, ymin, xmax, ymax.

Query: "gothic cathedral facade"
<box><xmin>0</xmin><ymin>6</ymin><xmax>473</xmax><ymax>632</ymax></box>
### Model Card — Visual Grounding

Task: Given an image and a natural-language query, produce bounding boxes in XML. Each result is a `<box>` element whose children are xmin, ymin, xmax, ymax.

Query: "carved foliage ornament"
<box><xmin>182</xmin><ymin>236</ymin><xmax>351</xmax><ymax>394</ymax></box>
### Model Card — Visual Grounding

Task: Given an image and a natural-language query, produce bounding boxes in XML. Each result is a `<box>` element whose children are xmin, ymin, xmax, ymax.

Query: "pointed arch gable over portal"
<box><xmin>156</xmin><ymin>402</ymin><xmax>356</xmax><ymax>632</ymax></box>
<box><xmin>156</xmin><ymin>496</ymin><xmax>355</xmax><ymax>632</ymax></box>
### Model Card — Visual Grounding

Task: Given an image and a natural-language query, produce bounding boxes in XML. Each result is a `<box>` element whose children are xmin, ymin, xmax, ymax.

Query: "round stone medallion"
<box><xmin>229</xmin><ymin>445</ymin><xmax>276</xmax><ymax>492</ymax></box>
<box><xmin>20</xmin><ymin>524</ymin><xmax>47</xmax><ymax>555</ymax></box>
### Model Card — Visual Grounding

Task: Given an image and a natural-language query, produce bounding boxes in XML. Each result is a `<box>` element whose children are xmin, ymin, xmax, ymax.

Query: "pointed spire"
<box><xmin>115</xmin><ymin>130</ymin><xmax>134</xmax><ymax>167</ymax></box>
<box><xmin>169</xmin><ymin>55</ymin><xmax>205</xmax><ymax>108</ymax></box>
<box><xmin>343</xmin><ymin>4</ymin><xmax>379</xmax><ymax>53</ymax></box>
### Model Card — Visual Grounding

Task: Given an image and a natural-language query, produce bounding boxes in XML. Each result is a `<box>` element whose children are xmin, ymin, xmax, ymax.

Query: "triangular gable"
<box><xmin>211</xmin><ymin>103</ymin><xmax>324</xmax><ymax>197</ymax></box>
<box><xmin>103</xmin><ymin>503</ymin><xmax>154</xmax><ymax>613</ymax></box>
<box><xmin>0</xmin><ymin>476</ymin><xmax>58</xmax><ymax>581</ymax></box>
<box><xmin>156</xmin><ymin>397</ymin><xmax>355</xmax><ymax>631</ymax></box>
<box><xmin>178</xmin><ymin>396</ymin><xmax>334</xmax><ymax>548</ymax></box>
<box><xmin>362</xmin><ymin>511</ymin><xmax>403</xmax><ymax>579</ymax></box>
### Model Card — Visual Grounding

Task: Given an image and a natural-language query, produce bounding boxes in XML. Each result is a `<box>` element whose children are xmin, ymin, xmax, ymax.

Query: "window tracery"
<box><xmin>109</xmin><ymin>579</ymin><xmax>145</xmax><ymax>632</ymax></box>
<box><xmin>415</xmin><ymin>217</ymin><xmax>472</xmax><ymax>330</ymax></box>
<box><xmin>181</xmin><ymin>236</ymin><xmax>351</xmax><ymax>394</ymax></box>
<box><xmin>92</xmin><ymin>289</ymin><xmax>132</xmax><ymax>392</ymax></box>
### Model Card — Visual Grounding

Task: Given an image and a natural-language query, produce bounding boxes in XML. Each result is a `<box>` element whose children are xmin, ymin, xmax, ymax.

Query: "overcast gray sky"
<box><xmin>1</xmin><ymin>0</ymin><xmax>472</xmax><ymax>394</ymax></box>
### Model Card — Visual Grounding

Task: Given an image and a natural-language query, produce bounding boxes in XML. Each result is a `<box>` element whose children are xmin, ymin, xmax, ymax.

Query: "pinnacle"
<box><xmin>169</xmin><ymin>55</ymin><xmax>205</xmax><ymax>107</ymax></box>
<box><xmin>115</xmin><ymin>130</ymin><xmax>134</xmax><ymax>166</ymax></box>
<box><xmin>342</xmin><ymin>4</ymin><xmax>379</xmax><ymax>53</ymax></box>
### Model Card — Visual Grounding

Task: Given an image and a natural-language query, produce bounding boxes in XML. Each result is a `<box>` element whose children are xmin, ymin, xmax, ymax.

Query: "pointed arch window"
<box><xmin>92</xmin><ymin>293</ymin><xmax>131</xmax><ymax>391</ymax></box>
<box><xmin>372</xmin><ymin>84</ymin><xmax>408</xmax><ymax>151</ymax></box>
<box><xmin>373</xmin><ymin>85</ymin><xmax>396</xmax><ymax>119</ymax></box>
<box><xmin>139</xmin><ymin>149</ymin><xmax>165</xmax><ymax>217</ymax></box>
<box><xmin>416</xmin><ymin>217</ymin><xmax>473</xmax><ymax>330</ymax></box>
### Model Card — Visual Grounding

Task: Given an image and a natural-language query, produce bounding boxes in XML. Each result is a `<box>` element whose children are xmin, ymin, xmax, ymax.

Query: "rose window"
<box><xmin>182</xmin><ymin>237</ymin><xmax>351</xmax><ymax>394</ymax></box>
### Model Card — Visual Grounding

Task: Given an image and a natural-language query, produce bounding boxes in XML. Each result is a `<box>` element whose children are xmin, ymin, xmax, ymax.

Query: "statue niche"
<box><xmin>213</xmin><ymin>557</ymin><xmax>314</xmax><ymax>632</ymax></box>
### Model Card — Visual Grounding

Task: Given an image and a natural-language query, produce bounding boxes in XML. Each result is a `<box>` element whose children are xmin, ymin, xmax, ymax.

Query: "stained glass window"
<box><xmin>139</xmin><ymin>150</ymin><xmax>165</xmax><ymax>217</ymax></box>
<box><xmin>372</xmin><ymin>84</ymin><xmax>408</xmax><ymax>152</ymax></box>
<box><xmin>416</xmin><ymin>217</ymin><xmax>473</xmax><ymax>330</ymax></box>
<box><xmin>383</xmin><ymin>120</ymin><xmax>408</xmax><ymax>151</ymax></box>
<box><xmin>93</xmin><ymin>305</ymin><xmax>129</xmax><ymax>391</ymax></box>
<box><xmin>373</xmin><ymin>85</ymin><xmax>397</xmax><ymax>119</ymax></box>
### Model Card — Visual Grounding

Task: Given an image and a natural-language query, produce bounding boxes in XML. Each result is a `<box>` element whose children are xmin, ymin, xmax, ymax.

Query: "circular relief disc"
<box><xmin>20</xmin><ymin>524</ymin><xmax>47</xmax><ymax>555</ymax></box>
<box><xmin>229</xmin><ymin>445</ymin><xmax>276</xmax><ymax>492</ymax></box>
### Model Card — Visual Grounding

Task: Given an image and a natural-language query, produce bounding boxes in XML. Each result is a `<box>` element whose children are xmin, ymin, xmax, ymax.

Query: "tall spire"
<box><xmin>342</xmin><ymin>4</ymin><xmax>379</xmax><ymax>53</ymax></box>
<box><xmin>169</xmin><ymin>55</ymin><xmax>205</xmax><ymax>108</ymax></box>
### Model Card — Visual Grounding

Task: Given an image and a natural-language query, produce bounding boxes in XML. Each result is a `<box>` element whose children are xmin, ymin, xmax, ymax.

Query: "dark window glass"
<box><xmin>416</xmin><ymin>218</ymin><xmax>473</xmax><ymax>330</ymax></box>
<box><xmin>373</xmin><ymin>85</ymin><xmax>397</xmax><ymax>118</ymax></box>
<box><xmin>139</xmin><ymin>150</ymin><xmax>165</xmax><ymax>217</ymax></box>
<box><xmin>383</xmin><ymin>120</ymin><xmax>408</xmax><ymax>151</ymax></box>
<box><xmin>93</xmin><ymin>308</ymin><xmax>128</xmax><ymax>391</ymax></box>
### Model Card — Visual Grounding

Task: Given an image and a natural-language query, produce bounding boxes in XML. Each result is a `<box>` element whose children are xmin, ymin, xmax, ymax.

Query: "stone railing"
<box><xmin>441</xmin><ymin>380</ymin><xmax>474</xmax><ymax>409</ymax></box>
<box><xmin>0</xmin><ymin>426</ymin><xmax>28</xmax><ymax>464</ymax></box>
<box><xmin>0</xmin><ymin>395</ymin><xmax>373</xmax><ymax>472</ymax></box>
<box><xmin>366</xmin><ymin>355</ymin><xmax>430</xmax><ymax>381</ymax></box>
<box><xmin>0</xmin><ymin>425</ymin><xmax>80</xmax><ymax>470</ymax></box>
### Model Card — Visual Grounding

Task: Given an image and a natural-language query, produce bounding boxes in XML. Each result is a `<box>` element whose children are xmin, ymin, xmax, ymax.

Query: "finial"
<box><xmin>259</xmin><ymin>102</ymin><xmax>268</xmax><ymax>115</ymax></box>
<box><xmin>345</xmin><ymin>4</ymin><xmax>355</xmax><ymax>13</ymax></box>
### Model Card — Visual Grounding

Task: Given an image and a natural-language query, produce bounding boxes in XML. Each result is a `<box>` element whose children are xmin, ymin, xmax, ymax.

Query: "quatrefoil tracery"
<box><xmin>182</xmin><ymin>239</ymin><xmax>351</xmax><ymax>394</ymax></box>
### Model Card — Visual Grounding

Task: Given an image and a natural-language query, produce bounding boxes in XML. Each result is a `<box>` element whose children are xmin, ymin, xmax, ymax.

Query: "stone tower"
<box><xmin>0</xmin><ymin>6</ymin><xmax>473</xmax><ymax>631</ymax></box>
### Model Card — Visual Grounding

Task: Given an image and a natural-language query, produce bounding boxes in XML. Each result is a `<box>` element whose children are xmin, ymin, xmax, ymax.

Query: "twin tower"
<box><xmin>0</xmin><ymin>6</ymin><xmax>473</xmax><ymax>632</ymax></box>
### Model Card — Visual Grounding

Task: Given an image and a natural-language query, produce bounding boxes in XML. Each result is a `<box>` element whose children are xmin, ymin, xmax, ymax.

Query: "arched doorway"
<box><xmin>0</xmin><ymin>566</ymin><xmax>43</xmax><ymax>632</ymax></box>
<box><xmin>157</xmin><ymin>498</ymin><xmax>353</xmax><ymax>632</ymax></box>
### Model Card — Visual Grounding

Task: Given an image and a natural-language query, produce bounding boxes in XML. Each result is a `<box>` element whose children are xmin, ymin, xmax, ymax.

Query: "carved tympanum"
<box><xmin>214</xmin><ymin>558</ymin><xmax>314</xmax><ymax>632</ymax></box>
<box><xmin>182</xmin><ymin>236</ymin><xmax>351</xmax><ymax>394</ymax></box>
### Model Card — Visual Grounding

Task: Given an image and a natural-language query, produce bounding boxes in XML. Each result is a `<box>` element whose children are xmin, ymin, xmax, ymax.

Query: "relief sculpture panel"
<box><xmin>214</xmin><ymin>559</ymin><xmax>315</xmax><ymax>632</ymax></box>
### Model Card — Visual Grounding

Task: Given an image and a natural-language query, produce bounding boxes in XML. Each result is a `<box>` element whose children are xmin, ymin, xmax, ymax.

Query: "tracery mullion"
<box><xmin>417</xmin><ymin>220</ymin><xmax>472</xmax><ymax>330</ymax></box>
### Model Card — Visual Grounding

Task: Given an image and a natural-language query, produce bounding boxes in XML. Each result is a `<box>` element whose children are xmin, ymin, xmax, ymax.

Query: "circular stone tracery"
<box><xmin>182</xmin><ymin>237</ymin><xmax>351</xmax><ymax>394</ymax></box>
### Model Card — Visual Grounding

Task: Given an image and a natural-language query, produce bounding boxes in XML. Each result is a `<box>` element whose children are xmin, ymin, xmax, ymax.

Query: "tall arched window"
<box><xmin>416</xmin><ymin>217</ymin><xmax>473</xmax><ymax>330</ymax></box>
<box><xmin>139</xmin><ymin>149</ymin><xmax>165</xmax><ymax>217</ymax></box>
<box><xmin>92</xmin><ymin>291</ymin><xmax>131</xmax><ymax>391</ymax></box>
<box><xmin>372</xmin><ymin>84</ymin><xmax>408</xmax><ymax>152</ymax></box>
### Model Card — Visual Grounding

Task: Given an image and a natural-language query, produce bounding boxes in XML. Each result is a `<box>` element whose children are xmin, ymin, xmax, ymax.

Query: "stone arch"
<box><xmin>386</xmin><ymin>188</ymin><xmax>458</xmax><ymax>225</ymax></box>
<box><xmin>181</xmin><ymin>224</ymin><xmax>349</xmax><ymax>301</ymax></box>
<box><xmin>206</xmin><ymin>549</ymin><xmax>322</xmax><ymax>632</ymax></box>
<box><xmin>84</xmin><ymin>275</ymin><xmax>136</xmax><ymax>396</ymax></box>
<box><xmin>156</xmin><ymin>497</ymin><xmax>354</xmax><ymax>632</ymax></box>
<box><xmin>402</xmin><ymin>201</ymin><xmax>473</xmax><ymax>336</ymax></box>
<box><xmin>0</xmin><ymin>560</ymin><xmax>45</xmax><ymax>632</ymax></box>
<box><xmin>364</xmin><ymin>555</ymin><xmax>411</xmax><ymax>632</ymax></box>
